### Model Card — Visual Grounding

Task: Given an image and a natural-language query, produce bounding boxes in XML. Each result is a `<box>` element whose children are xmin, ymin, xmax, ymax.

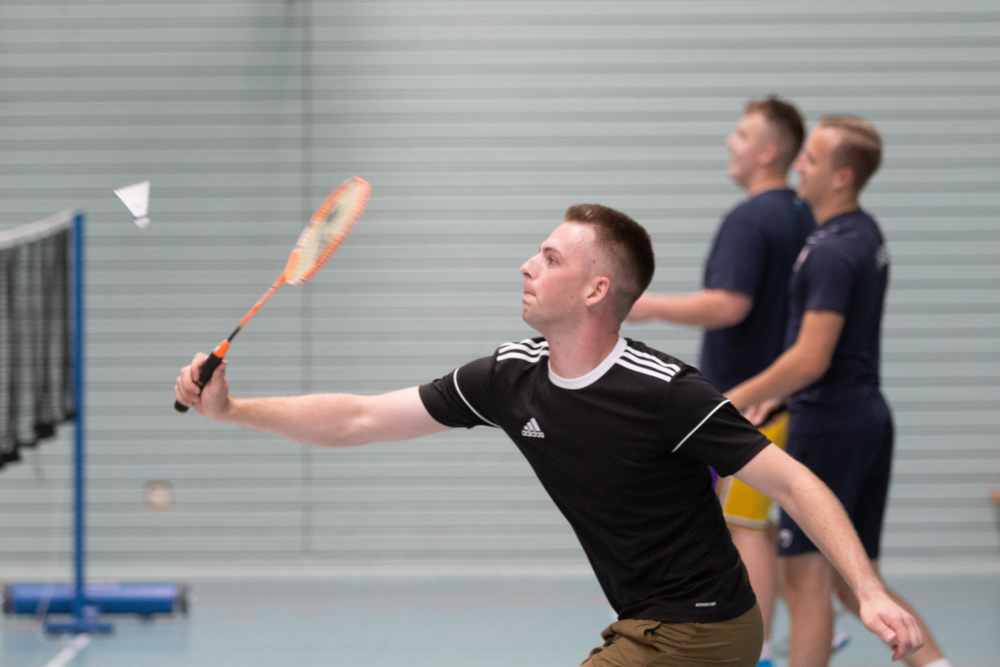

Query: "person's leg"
<box><xmin>831</xmin><ymin>407</ymin><xmax>950</xmax><ymax>667</ymax></box>
<box><xmin>779</xmin><ymin>407</ymin><xmax>900</xmax><ymax>666</ymax></box>
<box><xmin>777</xmin><ymin>417</ymin><xmax>842</xmax><ymax>667</ymax></box>
<box><xmin>730</xmin><ymin>526</ymin><xmax>777</xmax><ymax>645</ymax></box>
<box><xmin>782</xmin><ymin>552</ymin><xmax>835</xmax><ymax>667</ymax></box>
<box><xmin>832</xmin><ymin>562</ymin><xmax>947</xmax><ymax>667</ymax></box>
<box><xmin>719</xmin><ymin>412</ymin><xmax>788</xmax><ymax>666</ymax></box>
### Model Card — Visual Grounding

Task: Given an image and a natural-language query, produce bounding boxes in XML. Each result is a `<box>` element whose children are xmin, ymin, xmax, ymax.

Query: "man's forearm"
<box><xmin>652</xmin><ymin>293</ymin><xmax>717</xmax><ymax>327</ymax></box>
<box><xmin>736</xmin><ymin>446</ymin><xmax>923</xmax><ymax>659</ymax></box>
<box><xmin>726</xmin><ymin>345</ymin><xmax>821</xmax><ymax>410</ymax></box>
<box><xmin>632</xmin><ymin>290</ymin><xmax>751</xmax><ymax>328</ymax></box>
<box><xmin>727</xmin><ymin>310</ymin><xmax>843</xmax><ymax>411</ymax></box>
<box><xmin>779</xmin><ymin>465</ymin><xmax>884</xmax><ymax>599</ymax></box>
<box><xmin>220</xmin><ymin>393</ymin><xmax>368</xmax><ymax>448</ymax></box>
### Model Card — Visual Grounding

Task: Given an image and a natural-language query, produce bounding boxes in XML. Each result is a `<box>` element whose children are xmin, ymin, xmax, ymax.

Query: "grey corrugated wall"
<box><xmin>0</xmin><ymin>1</ymin><xmax>997</xmax><ymax>574</ymax></box>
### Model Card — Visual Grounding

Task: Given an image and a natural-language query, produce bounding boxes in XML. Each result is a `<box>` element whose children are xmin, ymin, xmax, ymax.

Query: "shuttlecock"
<box><xmin>114</xmin><ymin>180</ymin><xmax>150</xmax><ymax>228</ymax></box>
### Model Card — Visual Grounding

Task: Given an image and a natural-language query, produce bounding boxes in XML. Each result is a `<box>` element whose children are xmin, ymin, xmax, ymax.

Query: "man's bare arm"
<box><xmin>627</xmin><ymin>289</ymin><xmax>752</xmax><ymax>329</ymax></box>
<box><xmin>735</xmin><ymin>445</ymin><xmax>923</xmax><ymax>661</ymax></box>
<box><xmin>726</xmin><ymin>309</ymin><xmax>843</xmax><ymax>412</ymax></box>
<box><xmin>175</xmin><ymin>353</ymin><xmax>451</xmax><ymax>448</ymax></box>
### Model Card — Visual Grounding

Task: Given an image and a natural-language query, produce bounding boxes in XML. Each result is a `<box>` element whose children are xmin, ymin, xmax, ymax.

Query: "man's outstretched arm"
<box><xmin>734</xmin><ymin>445</ymin><xmax>923</xmax><ymax>662</ymax></box>
<box><xmin>175</xmin><ymin>353</ymin><xmax>451</xmax><ymax>448</ymax></box>
<box><xmin>627</xmin><ymin>289</ymin><xmax>752</xmax><ymax>329</ymax></box>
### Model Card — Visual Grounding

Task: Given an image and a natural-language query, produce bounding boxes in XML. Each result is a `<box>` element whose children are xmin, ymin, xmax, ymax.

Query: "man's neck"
<box><xmin>744</xmin><ymin>171</ymin><xmax>787</xmax><ymax>197</ymax></box>
<box><xmin>544</xmin><ymin>325</ymin><xmax>621</xmax><ymax>380</ymax></box>
<box><xmin>812</xmin><ymin>196</ymin><xmax>860</xmax><ymax>226</ymax></box>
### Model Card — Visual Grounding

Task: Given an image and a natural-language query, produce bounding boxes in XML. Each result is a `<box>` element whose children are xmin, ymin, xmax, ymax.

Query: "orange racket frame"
<box><xmin>175</xmin><ymin>177</ymin><xmax>370</xmax><ymax>412</ymax></box>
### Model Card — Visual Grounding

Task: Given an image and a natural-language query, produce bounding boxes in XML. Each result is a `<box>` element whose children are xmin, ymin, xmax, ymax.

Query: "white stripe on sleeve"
<box><xmin>453</xmin><ymin>369</ymin><xmax>500</xmax><ymax>428</ymax></box>
<box><xmin>671</xmin><ymin>400</ymin><xmax>731</xmax><ymax>452</ymax></box>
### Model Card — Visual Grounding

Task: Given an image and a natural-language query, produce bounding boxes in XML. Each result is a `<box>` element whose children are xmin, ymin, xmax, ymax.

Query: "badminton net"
<box><xmin>0</xmin><ymin>211</ymin><xmax>74</xmax><ymax>470</ymax></box>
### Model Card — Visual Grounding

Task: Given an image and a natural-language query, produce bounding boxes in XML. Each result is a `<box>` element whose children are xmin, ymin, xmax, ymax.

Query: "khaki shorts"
<box><xmin>716</xmin><ymin>412</ymin><xmax>788</xmax><ymax>531</ymax></box>
<box><xmin>581</xmin><ymin>603</ymin><xmax>763</xmax><ymax>667</ymax></box>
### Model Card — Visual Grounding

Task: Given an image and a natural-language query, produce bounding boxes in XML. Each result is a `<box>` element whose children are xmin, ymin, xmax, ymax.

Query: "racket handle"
<box><xmin>174</xmin><ymin>352</ymin><xmax>225</xmax><ymax>413</ymax></box>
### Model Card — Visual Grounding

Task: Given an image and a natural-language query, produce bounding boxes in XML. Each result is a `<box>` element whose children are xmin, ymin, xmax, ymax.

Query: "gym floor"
<box><xmin>2</xmin><ymin>574</ymin><xmax>998</xmax><ymax>667</ymax></box>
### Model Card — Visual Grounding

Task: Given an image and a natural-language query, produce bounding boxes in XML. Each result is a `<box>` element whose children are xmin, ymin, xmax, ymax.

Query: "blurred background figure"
<box><xmin>629</xmin><ymin>96</ymin><xmax>813</xmax><ymax>667</ymax></box>
<box><xmin>726</xmin><ymin>116</ymin><xmax>950</xmax><ymax>667</ymax></box>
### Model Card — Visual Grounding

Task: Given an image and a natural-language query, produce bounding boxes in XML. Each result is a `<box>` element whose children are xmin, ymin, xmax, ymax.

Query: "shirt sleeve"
<box><xmin>418</xmin><ymin>356</ymin><xmax>499</xmax><ymax>429</ymax></box>
<box><xmin>663</xmin><ymin>368</ymin><xmax>770</xmax><ymax>476</ymax></box>
<box><xmin>703</xmin><ymin>206</ymin><xmax>767</xmax><ymax>298</ymax></box>
<box><xmin>800</xmin><ymin>242</ymin><xmax>855</xmax><ymax>315</ymax></box>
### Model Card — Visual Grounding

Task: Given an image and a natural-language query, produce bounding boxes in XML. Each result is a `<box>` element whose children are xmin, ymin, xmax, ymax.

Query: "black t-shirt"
<box><xmin>786</xmin><ymin>210</ymin><xmax>889</xmax><ymax>427</ymax></box>
<box><xmin>701</xmin><ymin>189</ymin><xmax>815</xmax><ymax>391</ymax></box>
<box><xmin>419</xmin><ymin>336</ymin><xmax>770</xmax><ymax>623</ymax></box>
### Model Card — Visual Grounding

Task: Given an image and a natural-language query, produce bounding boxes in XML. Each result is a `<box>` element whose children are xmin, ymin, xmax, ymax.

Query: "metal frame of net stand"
<box><xmin>2</xmin><ymin>210</ymin><xmax>188</xmax><ymax>634</ymax></box>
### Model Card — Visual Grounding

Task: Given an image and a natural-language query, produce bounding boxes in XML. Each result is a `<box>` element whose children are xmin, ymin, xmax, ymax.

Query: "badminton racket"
<box><xmin>175</xmin><ymin>176</ymin><xmax>370</xmax><ymax>413</ymax></box>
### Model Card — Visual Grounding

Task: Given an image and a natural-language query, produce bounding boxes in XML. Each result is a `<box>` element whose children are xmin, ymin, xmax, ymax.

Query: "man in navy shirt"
<box><xmin>177</xmin><ymin>204</ymin><xmax>922</xmax><ymax>667</ymax></box>
<box><xmin>727</xmin><ymin>117</ymin><xmax>949</xmax><ymax>667</ymax></box>
<box><xmin>629</xmin><ymin>97</ymin><xmax>813</xmax><ymax>388</ymax></box>
<box><xmin>628</xmin><ymin>96</ymin><xmax>814</xmax><ymax>666</ymax></box>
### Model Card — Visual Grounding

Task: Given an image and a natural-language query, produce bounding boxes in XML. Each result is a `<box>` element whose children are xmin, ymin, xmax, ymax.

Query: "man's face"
<box><xmin>519</xmin><ymin>222</ymin><xmax>601</xmax><ymax>331</ymax></box>
<box><xmin>726</xmin><ymin>112</ymin><xmax>771</xmax><ymax>187</ymax></box>
<box><xmin>794</xmin><ymin>126</ymin><xmax>843</xmax><ymax>206</ymax></box>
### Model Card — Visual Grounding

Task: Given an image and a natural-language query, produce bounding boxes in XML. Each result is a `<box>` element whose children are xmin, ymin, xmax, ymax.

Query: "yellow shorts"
<box><xmin>716</xmin><ymin>411</ymin><xmax>787</xmax><ymax>531</ymax></box>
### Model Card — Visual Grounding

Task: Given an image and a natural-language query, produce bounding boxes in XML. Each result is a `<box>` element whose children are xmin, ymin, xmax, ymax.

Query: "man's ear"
<box><xmin>585</xmin><ymin>276</ymin><xmax>611</xmax><ymax>308</ymax></box>
<box><xmin>833</xmin><ymin>165</ymin><xmax>856</xmax><ymax>193</ymax></box>
<box><xmin>757</xmin><ymin>141</ymin><xmax>779</xmax><ymax>168</ymax></box>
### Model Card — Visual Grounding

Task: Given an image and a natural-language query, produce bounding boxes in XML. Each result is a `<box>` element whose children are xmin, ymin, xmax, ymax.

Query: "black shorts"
<box><xmin>777</xmin><ymin>398</ymin><xmax>893</xmax><ymax>560</ymax></box>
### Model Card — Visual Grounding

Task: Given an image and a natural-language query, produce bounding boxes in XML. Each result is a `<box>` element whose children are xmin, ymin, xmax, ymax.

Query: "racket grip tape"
<box><xmin>174</xmin><ymin>352</ymin><xmax>225</xmax><ymax>413</ymax></box>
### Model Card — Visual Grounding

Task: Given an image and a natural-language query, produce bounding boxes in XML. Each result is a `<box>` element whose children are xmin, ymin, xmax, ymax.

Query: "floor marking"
<box><xmin>44</xmin><ymin>634</ymin><xmax>90</xmax><ymax>667</ymax></box>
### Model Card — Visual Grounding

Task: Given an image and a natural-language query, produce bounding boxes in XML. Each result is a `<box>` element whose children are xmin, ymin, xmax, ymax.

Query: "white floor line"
<box><xmin>43</xmin><ymin>634</ymin><xmax>90</xmax><ymax>667</ymax></box>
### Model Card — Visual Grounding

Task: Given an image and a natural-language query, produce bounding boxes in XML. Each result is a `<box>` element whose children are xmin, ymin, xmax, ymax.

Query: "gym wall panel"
<box><xmin>0</xmin><ymin>0</ymin><xmax>997</xmax><ymax>572</ymax></box>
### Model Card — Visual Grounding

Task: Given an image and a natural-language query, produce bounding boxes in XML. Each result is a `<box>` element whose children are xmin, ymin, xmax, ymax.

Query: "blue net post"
<box><xmin>44</xmin><ymin>212</ymin><xmax>113</xmax><ymax>634</ymax></box>
<box><xmin>2</xmin><ymin>210</ymin><xmax>188</xmax><ymax>629</ymax></box>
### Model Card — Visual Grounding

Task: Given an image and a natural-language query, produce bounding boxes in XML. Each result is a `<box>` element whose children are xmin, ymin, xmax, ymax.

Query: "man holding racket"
<box><xmin>176</xmin><ymin>204</ymin><xmax>922</xmax><ymax>667</ymax></box>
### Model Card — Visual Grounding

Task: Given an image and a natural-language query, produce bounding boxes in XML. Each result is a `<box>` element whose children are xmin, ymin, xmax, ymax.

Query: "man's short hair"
<box><xmin>819</xmin><ymin>115</ymin><xmax>883</xmax><ymax>193</ymax></box>
<box><xmin>563</xmin><ymin>204</ymin><xmax>655</xmax><ymax>323</ymax></box>
<box><xmin>745</xmin><ymin>96</ymin><xmax>805</xmax><ymax>173</ymax></box>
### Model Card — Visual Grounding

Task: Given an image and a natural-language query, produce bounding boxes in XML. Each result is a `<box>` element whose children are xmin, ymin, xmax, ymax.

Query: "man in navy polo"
<box><xmin>726</xmin><ymin>116</ymin><xmax>950</xmax><ymax>667</ymax></box>
<box><xmin>629</xmin><ymin>96</ymin><xmax>813</xmax><ymax>667</ymax></box>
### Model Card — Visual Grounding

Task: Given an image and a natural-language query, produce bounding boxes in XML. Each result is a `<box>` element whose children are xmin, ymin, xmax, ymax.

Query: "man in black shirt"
<box><xmin>176</xmin><ymin>204</ymin><xmax>922</xmax><ymax>667</ymax></box>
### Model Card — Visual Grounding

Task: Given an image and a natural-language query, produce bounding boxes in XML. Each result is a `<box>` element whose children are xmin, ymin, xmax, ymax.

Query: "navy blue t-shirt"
<box><xmin>700</xmin><ymin>188</ymin><xmax>815</xmax><ymax>391</ymax></box>
<box><xmin>785</xmin><ymin>209</ymin><xmax>890</xmax><ymax>425</ymax></box>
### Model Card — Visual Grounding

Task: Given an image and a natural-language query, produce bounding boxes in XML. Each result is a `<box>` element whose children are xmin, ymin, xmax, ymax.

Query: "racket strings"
<box><xmin>209</xmin><ymin>178</ymin><xmax>369</xmax><ymax>359</ymax></box>
<box><xmin>176</xmin><ymin>177</ymin><xmax>370</xmax><ymax>413</ymax></box>
<box><xmin>285</xmin><ymin>178</ymin><xmax>369</xmax><ymax>286</ymax></box>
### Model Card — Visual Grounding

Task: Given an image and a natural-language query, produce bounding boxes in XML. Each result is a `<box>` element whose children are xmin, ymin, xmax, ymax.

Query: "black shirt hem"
<box><xmin>619</xmin><ymin>593</ymin><xmax>758</xmax><ymax>625</ymax></box>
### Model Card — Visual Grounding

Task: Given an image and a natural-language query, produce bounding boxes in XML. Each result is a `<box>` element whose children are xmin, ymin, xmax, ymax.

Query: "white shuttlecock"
<box><xmin>114</xmin><ymin>180</ymin><xmax>150</xmax><ymax>228</ymax></box>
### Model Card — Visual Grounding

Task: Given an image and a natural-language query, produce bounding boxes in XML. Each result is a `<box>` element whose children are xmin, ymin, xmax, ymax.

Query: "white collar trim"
<box><xmin>548</xmin><ymin>336</ymin><xmax>627</xmax><ymax>390</ymax></box>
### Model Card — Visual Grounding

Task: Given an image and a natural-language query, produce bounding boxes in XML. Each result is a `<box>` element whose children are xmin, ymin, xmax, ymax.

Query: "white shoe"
<box><xmin>832</xmin><ymin>623</ymin><xmax>851</xmax><ymax>653</ymax></box>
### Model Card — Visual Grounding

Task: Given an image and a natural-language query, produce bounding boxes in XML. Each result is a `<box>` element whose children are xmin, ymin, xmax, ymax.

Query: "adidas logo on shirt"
<box><xmin>521</xmin><ymin>418</ymin><xmax>545</xmax><ymax>438</ymax></box>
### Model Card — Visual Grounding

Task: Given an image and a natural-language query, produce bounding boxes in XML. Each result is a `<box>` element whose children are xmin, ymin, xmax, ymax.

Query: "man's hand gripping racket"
<box><xmin>174</xmin><ymin>177</ymin><xmax>370</xmax><ymax>413</ymax></box>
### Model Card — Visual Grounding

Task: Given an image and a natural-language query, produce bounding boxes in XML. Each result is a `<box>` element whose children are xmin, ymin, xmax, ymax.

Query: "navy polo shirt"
<box><xmin>785</xmin><ymin>209</ymin><xmax>890</xmax><ymax>424</ymax></box>
<box><xmin>700</xmin><ymin>189</ymin><xmax>815</xmax><ymax>392</ymax></box>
